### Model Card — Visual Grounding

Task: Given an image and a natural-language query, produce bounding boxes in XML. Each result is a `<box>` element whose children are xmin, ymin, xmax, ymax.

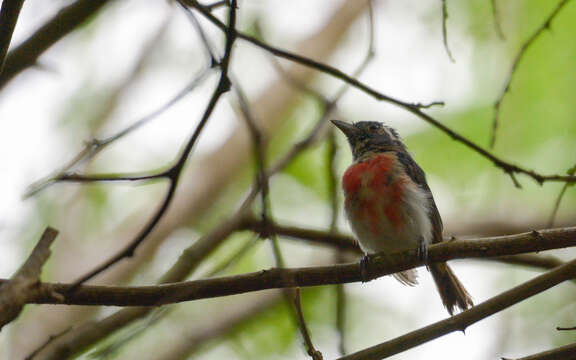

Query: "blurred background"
<box><xmin>0</xmin><ymin>0</ymin><xmax>575</xmax><ymax>359</ymax></box>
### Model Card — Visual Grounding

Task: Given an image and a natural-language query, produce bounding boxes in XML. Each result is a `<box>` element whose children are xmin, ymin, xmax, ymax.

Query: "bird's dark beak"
<box><xmin>330</xmin><ymin>120</ymin><xmax>358</xmax><ymax>138</ymax></box>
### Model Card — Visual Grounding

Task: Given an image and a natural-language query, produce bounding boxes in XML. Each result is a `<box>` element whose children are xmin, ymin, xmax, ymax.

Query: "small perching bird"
<box><xmin>331</xmin><ymin>120</ymin><xmax>473</xmax><ymax>315</ymax></box>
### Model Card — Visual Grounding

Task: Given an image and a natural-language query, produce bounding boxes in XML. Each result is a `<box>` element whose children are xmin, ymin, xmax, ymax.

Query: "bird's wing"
<box><xmin>396</xmin><ymin>151</ymin><xmax>444</xmax><ymax>244</ymax></box>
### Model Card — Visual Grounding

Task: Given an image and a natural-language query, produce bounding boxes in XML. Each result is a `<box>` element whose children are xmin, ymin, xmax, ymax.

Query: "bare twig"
<box><xmin>293</xmin><ymin>288</ymin><xmax>324</xmax><ymax>360</ymax></box>
<box><xmin>67</xmin><ymin>0</ymin><xmax>238</xmax><ymax>290</ymax></box>
<box><xmin>491</xmin><ymin>0</ymin><xmax>506</xmax><ymax>40</ymax></box>
<box><xmin>178</xmin><ymin>1</ymin><xmax>218</xmax><ymax>64</ymax></box>
<box><xmin>337</xmin><ymin>258</ymin><xmax>576</xmax><ymax>360</ymax></box>
<box><xmin>182</xmin><ymin>0</ymin><xmax>576</xmax><ymax>186</ymax></box>
<box><xmin>0</xmin><ymin>0</ymin><xmax>25</xmax><ymax>76</ymax></box>
<box><xmin>440</xmin><ymin>0</ymin><xmax>455</xmax><ymax>62</ymax></box>
<box><xmin>490</xmin><ymin>0</ymin><xmax>571</xmax><ymax>148</ymax></box>
<box><xmin>0</xmin><ymin>227</ymin><xmax>58</xmax><ymax>330</ymax></box>
<box><xmin>557</xmin><ymin>326</ymin><xmax>576</xmax><ymax>331</ymax></box>
<box><xmin>547</xmin><ymin>164</ymin><xmax>576</xmax><ymax>227</ymax></box>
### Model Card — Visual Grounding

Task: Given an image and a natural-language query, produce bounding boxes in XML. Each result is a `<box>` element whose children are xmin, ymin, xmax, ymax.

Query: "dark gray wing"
<box><xmin>396</xmin><ymin>151</ymin><xmax>444</xmax><ymax>244</ymax></box>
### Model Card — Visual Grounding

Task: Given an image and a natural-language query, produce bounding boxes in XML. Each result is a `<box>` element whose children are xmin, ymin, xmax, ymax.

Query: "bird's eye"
<box><xmin>369</xmin><ymin>124</ymin><xmax>379</xmax><ymax>131</ymax></box>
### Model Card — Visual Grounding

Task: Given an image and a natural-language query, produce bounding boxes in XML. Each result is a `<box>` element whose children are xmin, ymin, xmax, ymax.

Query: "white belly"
<box><xmin>345</xmin><ymin>180</ymin><xmax>433</xmax><ymax>255</ymax></box>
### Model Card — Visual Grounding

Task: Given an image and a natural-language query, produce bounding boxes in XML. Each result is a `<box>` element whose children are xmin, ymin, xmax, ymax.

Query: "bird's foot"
<box><xmin>417</xmin><ymin>241</ymin><xmax>428</xmax><ymax>264</ymax></box>
<box><xmin>360</xmin><ymin>255</ymin><xmax>372</xmax><ymax>282</ymax></box>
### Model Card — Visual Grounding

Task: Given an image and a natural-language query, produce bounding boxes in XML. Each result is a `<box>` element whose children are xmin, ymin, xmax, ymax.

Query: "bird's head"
<box><xmin>331</xmin><ymin>120</ymin><xmax>405</xmax><ymax>161</ymax></box>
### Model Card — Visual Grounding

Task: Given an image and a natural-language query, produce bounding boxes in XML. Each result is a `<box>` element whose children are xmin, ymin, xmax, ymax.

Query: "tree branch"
<box><xmin>0</xmin><ymin>227</ymin><xmax>58</xmax><ymax>330</ymax></box>
<box><xmin>10</xmin><ymin>226</ymin><xmax>576</xmax><ymax>307</ymax></box>
<box><xmin>440</xmin><ymin>0</ymin><xmax>455</xmax><ymax>62</ymax></box>
<box><xmin>337</xmin><ymin>257</ymin><xmax>576</xmax><ymax>360</ymax></box>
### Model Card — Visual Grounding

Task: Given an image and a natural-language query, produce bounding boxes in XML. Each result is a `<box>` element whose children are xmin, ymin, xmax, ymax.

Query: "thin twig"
<box><xmin>0</xmin><ymin>0</ymin><xmax>25</xmax><ymax>76</ymax></box>
<box><xmin>547</xmin><ymin>163</ymin><xmax>576</xmax><ymax>227</ymax></box>
<box><xmin>491</xmin><ymin>0</ymin><xmax>506</xmax><ymax>40</ymax></box>
<box><xmin>294</xmin><ymin>288</ymin><xmax>324</xmax><ymax>360</ymax></box>
<box><xmin>178</xmin><ymin>1</ymin><xmax>218</xmax><ymax>64</ymax></box>
<box><xmin>181</xmin><ymin>0</ymin><xmax>576</xmax><ymax>186</ymax></box>
<box><xmin>490</xmin><ymin>0</ymin><xmax>571</xmax><ymax>148</ymax></box>
<box><xmin>67</xmin><ymin>0</ymin><xmax>238</xmax><ymax>290</ymax></box>
<box><xmin>337</xmin><ymin>258</ymin><xmax>576</xmax><ymax>360</ymax></box>
<box><xmin>557</xmin><ymin>326</ymin><xmax>576</xmax><ymax>331</ymax></box>
<box><xmin>440</xmin><ymin>0</ymin><xmax>455</xmax><ymax>62</ymax></box>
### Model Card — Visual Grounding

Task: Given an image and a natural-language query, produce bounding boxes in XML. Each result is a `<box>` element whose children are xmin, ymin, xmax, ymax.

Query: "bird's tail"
<box><xmin>393</xmin><ymin>269</ymin><xmax>418</xmax><ymax>286</ymax></box>
<box><xmin>429</xmin><ymin>262</ymin><xmax>473</xmax><ymax>315</ymax></box>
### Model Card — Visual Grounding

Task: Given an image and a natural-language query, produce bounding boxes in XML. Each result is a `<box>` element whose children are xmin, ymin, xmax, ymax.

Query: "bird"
<box><xmin>331</xmin><ymin>119</ymin><xmax>473</xmax><ymax>315</ymax></box>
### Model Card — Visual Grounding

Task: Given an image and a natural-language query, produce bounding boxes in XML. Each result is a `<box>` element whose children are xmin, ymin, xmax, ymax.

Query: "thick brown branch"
<box><xmin>338</xmin><ymin>257</ymin><xmax>576</xmax><ymax>360</ymax></box>
<box><xmin>10</xmin><ymin>226</ymin><xmax>576</xmax><ymax>307</ymax></box>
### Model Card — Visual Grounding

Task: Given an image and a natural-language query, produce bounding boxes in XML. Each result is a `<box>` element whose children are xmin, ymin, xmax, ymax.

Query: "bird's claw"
<box><xmin>360</xmin><ymin>255</ymin><xmax>371</xmax><ymax>282</ymax></box>
<box><xmin>417</xmin><ymin>241</ymin><xmax>428</xmax><ymax>264</ymax></box>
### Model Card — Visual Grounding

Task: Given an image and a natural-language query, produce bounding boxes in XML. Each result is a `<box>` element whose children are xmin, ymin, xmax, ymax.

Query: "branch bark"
<box><xmin>0</xmin><ymin>227</ymin><xmax>58</xmax><ymax>330</ymax></box>
<box><xmin>10</xmin><ymin>226</ymin><xmax>576</xmax><ymax>307</ymax></box>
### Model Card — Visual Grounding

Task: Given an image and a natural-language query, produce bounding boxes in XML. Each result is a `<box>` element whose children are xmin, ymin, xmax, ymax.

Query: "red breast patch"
<box><xmin>343</xmin><ymin>154</ymin><xmax>406</xmax><ymax>232</ymax></box>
